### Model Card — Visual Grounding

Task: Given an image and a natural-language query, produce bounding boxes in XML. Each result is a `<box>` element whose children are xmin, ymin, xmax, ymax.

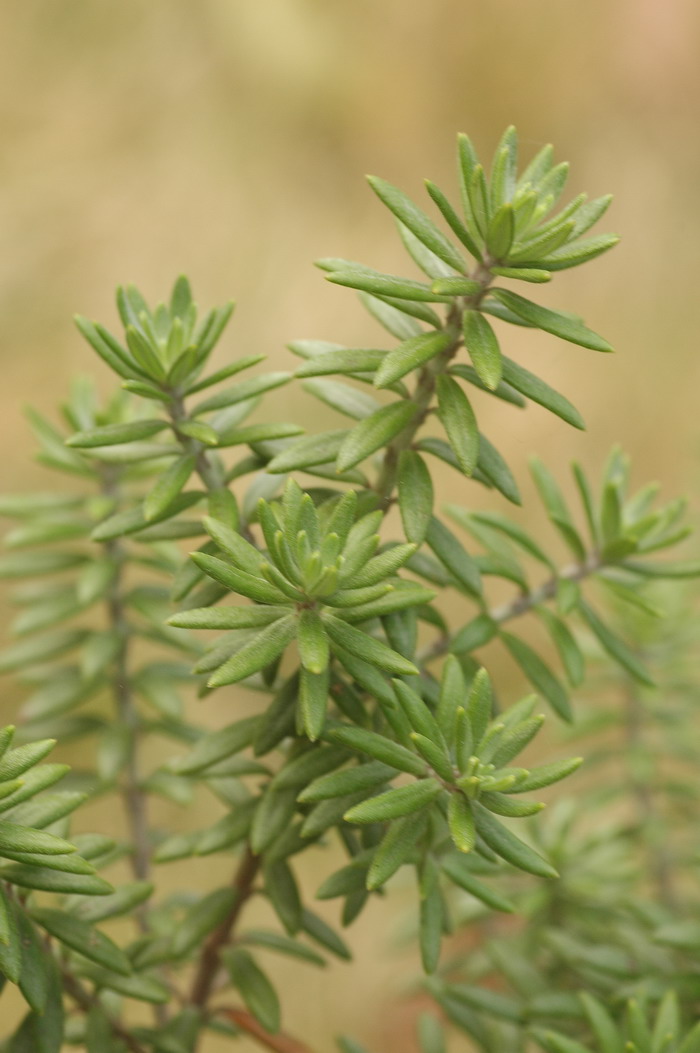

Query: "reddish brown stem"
<box><xmin>189</xmin><ymin>845</ymin><xmax>261</xmax><ymax>1007</ymax></box>
<box><xmin>218</xmin><ymin>1007</ymin><xmax>315</xmax><ymax>1053</ymax></box>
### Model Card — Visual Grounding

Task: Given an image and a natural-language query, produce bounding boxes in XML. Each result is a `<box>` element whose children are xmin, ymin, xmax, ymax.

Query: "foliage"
<box><xmin>0</xmin><ymin>127</ymin><xmax>697</xmax><ymax>1052</ymax></box>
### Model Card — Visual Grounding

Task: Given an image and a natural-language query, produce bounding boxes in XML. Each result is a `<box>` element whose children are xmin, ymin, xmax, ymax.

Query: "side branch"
<box><xmin>489</xmin><ymin>553</ymin><xmax>603</xmax><ymax>624</ymax></box>
<box><xmin>62</xmin><ymin>969</ymin><xmax>148</xmax><ymax>1053</ymax></box>
<box><xmin>218</xmin><ymin>1008</ymin><xmax>316</xmax><ymax>1053</ymax></box>
<box><xmin>189</xmin><ymin>845</ymin><xmax>261</xmax><ymax>1007</ymax></box>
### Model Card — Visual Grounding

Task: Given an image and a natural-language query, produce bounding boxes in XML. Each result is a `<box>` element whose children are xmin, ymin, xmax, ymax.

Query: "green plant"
<box><xmin>0</xmin><ymin>127</ymin><xmax>697</xmax><ymax>1052</ymax></box>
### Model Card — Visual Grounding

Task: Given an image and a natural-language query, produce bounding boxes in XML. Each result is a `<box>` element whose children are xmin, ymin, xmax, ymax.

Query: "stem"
<box><xmin>373</xmin><ymin>267</ymin><xmax>494</xmax><ymax>508</ymax></box>
<box><xmin>488</xmin><ymin>553</ymin><xmax>603</xmax><ymax>625</ymax></box>
<box><xmin>101</xmin><ymin>466</ymin><xmax>167</xmax><ymax>1029</ymax></box>
<box><xmin>100</xmin><ymin>468</ymin><xmax>152</xmax><ymax>899</ymax></box>
<box><xmin>62</xmin><ymin>968</ymin><xmax>148</xmax><ymax>1053</ymax></box>
<box><xmin>217</xmin><ymin>1008</ymin><xmax>316</xmax><ymax>1053</ymax></box>
<box><xmin>624</xmin><ymin>682</ymin><xmax>678</xmax><ymax>909</ymax></box>
<box><xmin>418</xmin><ymin>553</ymin><xmax>606</xmax><ymax>665</ymax></box>
<box><xmin>189</xmin><ymin>845</ymin><xmax>261</xmax><ymax>1008</ymax></box>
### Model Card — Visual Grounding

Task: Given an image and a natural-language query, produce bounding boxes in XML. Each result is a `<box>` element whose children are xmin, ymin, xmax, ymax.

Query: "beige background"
<box><xmin>1</xmin><ymin>2</ymin><xmax>699</xmax><ymax>1049</ymax></box>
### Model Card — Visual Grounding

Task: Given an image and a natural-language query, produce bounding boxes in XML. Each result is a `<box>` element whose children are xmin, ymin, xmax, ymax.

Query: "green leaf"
<box><xmin>512</xmin><ymin>757</ymin><xmax>582</xmax><ymax>793</ymax></box>
<box><xmin>0</xmin><ymin>821</ymin><xmax>76</xmax><ymax>857</ymax></box>
<box><xmin>340</xmin><ymin>543</ymin><xmax>416</xmax><ymax>589</ymax></box>
<box><xmin>486</xmin><ymin>204</ymin><xmax>515</xmax><ymax>259</ymax></box>
<box><xmin>424</xmin><ymin>179</ymin><xmax>483</xmax><ymax>261</ymax></box>
<box><xmin>171</xmin><ymin>887</ymin><xmax>237</xmax><ymax>958</ymax></box>
<box><xmin>170</xmin><ymin>715</ymin><xmax>260</xmax><ymax>775</ymax></box>
<box><xmin>440</xmin><ymin>856</ymin><xmax>515</xmax><ymax>912</ymax></box>
<box><xmin>260</xmin><ymin>861</ymin><xmax>300</xmax><ymax>935</ymax></box>
<box><xmin>398</xmin><ymin>451</ymin><xmax>434</xmax><ymax>545</ymax></box>
<box><xmin>15</xmin><ymin>910</ymin><xmax>51</xmax><ymax>1014</ymax></box>
<box><xmin>92</xmin><ymin>491</ymin><xmax>203</xmax><ymax>542</ymax></box>
<box><xmin>240</xmin><ymin>929</ymin><xmax>324</xmax><ymax>967</ymax></box>
<box><xmin>193</xmin><ymin>372</ymin><xmax>291</xmax><ymax>414</ymax></box>
<box><xmin>74</xmin><ymin>316</ymin><xmax>141</xmax><ymax>380</ymax></box>
<box><xmin>344</xmin><ymin>779</ymin><xmax>442</xmax><ymax>823</ymax></box>
<box><xmin>301</xmin><ymin>908</ymin><xmax>351</xmax><ymax>960</ymax></box>
<box><xmin>425</xmin><ymin>517</ymin><xmax>482</xmax><ymax>597</ymax></box>
<box><xmin>302</xmin><ymin>380</ymin><xmax>380</xmax><ymax>420</ymax></box>
<box><xmin>491</xmin><ymin>289</ymin><xmax>613</xmax><ymax>352</ymax></box>
<box><xmin>299</xmin><ymin>666</ymin><xmax>330</xmax><ymax>741</ymax></box>
<box><xmin>367</xmin><ymin>176</ymin><xmax>466</xmax><ymax>272</ymax></box>
<box><xmin>295</xmin><ymin>349</ymin><xmax>385</xmax><ymax>377</ymax></box>
<box><xmin>500</xmin><ymin>632</ymin><xmax>572</xmax><ymax>722</ymax></box>
<box><xmin>530</xmin><ymin>456</ymin><xmax>586</xmax><ymax>558</ymax></box>
<box><xmin>367</xmin><ymin>812</ymin><xmax>427</xmax><ymax>890</ymax></box>
<box><xmin>430</xmin><ymin>277</ymin><xmax>481</xmax><ymax>296</ymax></box>
<box><xmin>419</xmin><ymin>879</ymin><xmax>443</xmax><ymax>974</ymax></box>
<box><xmin>298</xmin><ymin>761</ymin><xmax>397</xmax><ymax>802</ymax></box>
<box><xmin>190</xmin><ymin>552</ymin><xmax>286</xmax><ymax>604</ymax></box>
<box><xmin>66</xmin><ymin>420</ymin><xmax>168</xmax><ymax>448</ymax></box>
<box><xmin>297</xmin><ymin>610</ymin><xmax>330</xmax><ymax>674</ymax></box>
<box><xmin>72</xmin><ymin>881</ymin><xmax>154</xmax><ymax>924</ymax></box>
<box><xmin>31</xmin><ymin>909</ymin><xmax>131</xmax><ymax>975</ymax></box>
<box><xmin>489</xmin><ymin>266</ymin><xmax>552</xmax><ymax>283</ymax></box>
<box><xmin>477</xmin><ymin>434</ymin><xmax>521</xmax><ymax>505</ymax></box>
<box><xmin>462</xmin><ymin>310</ymin><xmax>502</xmax><ymax>390</ymax></box>
<box><xmin>577</xmin><ymin>600</ymin><xmax>654</xmax><ymax>686</ymax></box>
<box><xmin>324</xmin><ymin>615</ymin><xmax>418</xmax><ymax>676</ymax></box>
<box><xmin>144</xmin><ymin>454</ymin><xmax>196</xmax><ymax>521</ymax></box>
<box><xmin>537</xmin><ymin>608</ymin><xmax>585</xmax><ymax>687</ymax></box>
<box><xmin>251</xmin><ymin>787</ymin><xmax>297</xmax><ymax>855</ymax></box>
<box><xmin>539</xmin><ymin>233</ymin><xmax>619</xmax><ymax>271</ymax></box>
<box><xmin>79</xmin><ymin>965</ymin><xmax>169</xmax><ymax>1003</ymax></box>
<box><xmin>374</xmin><ymin>331</ymin><xmax>452</xmax><ymax>390</ymax></box>
<box><xmin>223</xmin><ymin>947</ymin><xmax>280</xmax><ymax>1032</ymax></box>
<box><xmin>0</xmin><ymin>892</ymin><xmax>21</xmax><ymax>981</ymax></box>
<box><xmin>168</xmin><ymin>605</ymin><xmax>289</xmax><ymax>630</ymax></box>
<box><xmin>472</xmin><ymin>802</ymin><xmax>557</xmax><ymax>878</ymax></box>
<box><xmin>176</xmin><ymin>420</ymin><xmax>219</xmax><ymax>446</ymax></box>
<box><xmin>327</xmin><ymin>269</ymin><xmax>448</xmax><ymax>303</ymax></box>
<box><xmin>325</xmin><ymin>727</ymin><xmax>426</xmax><ymax>777</ymax></box>
<box><xmin>185</xmin><ymin>354</ymin><xmax>265</xmax><ymax>394</ymax></box>
<box><xmin>436</xmin><ymin>375</ymin><xmax>479</xmax><ymax>476</ymax></box>
<box><xmin>448</xmin><ymin>792</ymin><xmax>476</xmax><ymax>853</ymax></box>
<box><xmin>266</xmin><ymin>430</ymin><xmax>349</xmax><ymax>474</ymax></box>
<box><xmin>1</xmin><ymin>866</ymin><xmax>112</xmax><ymax>896</ymax></box>
<box><xmin>336</xmin><ymin>401</ymin><xmax>416</xmax><ymax>473</ymax></box>
<box><xmin>0</xmin><ymin>739</ymin><xmax>56</xmax><ymax>781</ymax></box>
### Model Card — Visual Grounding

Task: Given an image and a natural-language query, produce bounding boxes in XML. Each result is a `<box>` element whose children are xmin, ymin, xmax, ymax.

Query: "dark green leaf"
<box><xmin>374</xmin><ymin>331</ymin><xmax>452</xmax><ymax>390</ymax></box>
<box><xmin>336</xmin><ymin>401</ymin><xmax>416</xmax><ymax>473</ymax></box>
<box><xmin>436</xmin><ymin>375</ymin><xmax>479</xmax><ymax>476</ymax></box>
<box><xmin>500</xmin><ymin>632</ymin><xmax>572</xmax><ymax>722</ymax></box>
<box><xmin>462</xmin><ymin>310</ymin><xmax>502</xmax><ymax>390</ymax></box>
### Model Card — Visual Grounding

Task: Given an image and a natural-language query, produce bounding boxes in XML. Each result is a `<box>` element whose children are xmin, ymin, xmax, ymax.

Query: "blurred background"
<box><xmin>1</xmin><ymin>0</ymin><xmax>700</xmax><ymax>1048</ymax></box>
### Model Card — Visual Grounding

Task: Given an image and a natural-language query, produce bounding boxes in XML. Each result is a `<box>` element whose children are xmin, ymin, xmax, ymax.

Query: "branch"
<box><xmin>217</xmin><ymin>1007</ymin><xmax>316</xmax><ymax>1053</ymax></box>
<box><xmin>62</xmin><ymin>968</ymin><xmax>148</xmax><ymax>1053</ymax></box>
<box><xmin>101</xmin><ymin>468</ymin><xmax>152</xmax><ymax>899</ymax></box>
<box><xmin>373</xmin><ymin>267</ymin><xmax>493</xmax><ymax>507</ymax></box>
<box><xmin>189</xmin><ymin>844</ymin><xmax>261</xmax><ymax>1007</ymax></box>
<box><xmin>488</xmin><ymin>553</ymin><xmax>603</xmax><ymax>625</ymax></box>
<box><xmin>418</xmin><ymin>553</ymin><xmax>605</xmax><ymax>665</ymax></box>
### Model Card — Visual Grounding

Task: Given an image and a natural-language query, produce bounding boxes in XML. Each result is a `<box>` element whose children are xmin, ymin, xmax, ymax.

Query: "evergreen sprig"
<box><xmin>0</xmin><ymin>127</ymin><xmax>697</xmax><ymax>1053</ymax></box>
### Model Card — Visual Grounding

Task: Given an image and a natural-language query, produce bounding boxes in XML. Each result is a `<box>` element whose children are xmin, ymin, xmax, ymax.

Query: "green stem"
<box><xmin>373</xmin><ymin>268</ymin><xmax>493</xmax><ymax>508</ymax></box>
<box><xmin>100</xmin><ymin>468</ymin><xmax>152</xmax><ymax>900</ymax></box>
